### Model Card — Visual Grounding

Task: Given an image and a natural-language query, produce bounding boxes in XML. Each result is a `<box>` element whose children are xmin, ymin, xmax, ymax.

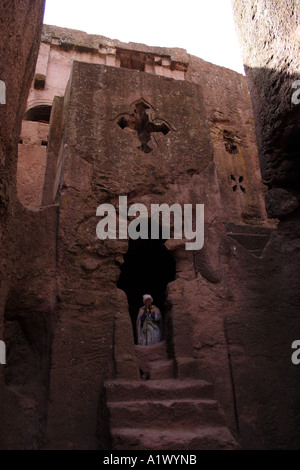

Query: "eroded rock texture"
<box><xmin>43</xmin><ymin>62</ymin><xmax>219</xmax><ymax>449</ymax></box>
<box><xmin>232</xmin><ymin>0</ymin><xmax>299</xmax><ymax>206</ymax></box>
<box><xmin>0</xmin><ymin>2</ymin><xmax>299</xmax><ymax>451</ymax></box>
<box><xmin>19</xmin><ymin>24</ymin><xmax>270</xmax><ymax>229</ymax></box>
<box><xmin>0</xmin><ymin>0</ymin><xmax>50</xmax><ymax>450</ymax></box>
<box><xmin>231</xmin><ymin>0</ymin><xmax>300</xmax><ymax>449</ymax></box>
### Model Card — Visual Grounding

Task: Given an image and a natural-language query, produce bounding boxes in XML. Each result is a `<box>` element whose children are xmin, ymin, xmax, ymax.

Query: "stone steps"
<box><xmin>104</xmin><ymin>377</ymin><xmax>239</xmax><ymax>450</ymax></box>
<box><xmin>147</xmin><ymin>359</ymin><xmax>174</xmax><ymax>379</ymax></box>
<box><xmin>105</xmin><ymin>379</ymin><xmax>213</xmax><ymax>402</ymax></box>
<box><xmin>105</xmin><ymin>339</ymin><xmax>238</xmax><ymax>450</ymax></box>
<box><xmin>134</xmin><ymin>340</ymin><xmax>174</xmax><ymax>380</ymax></box>
<box><xmin>135</xmin><ymin>340</ymin><xmax>168</xmax><ymax>361</ymax></box>
<box><xmin>110</xmin><ymin>426</ymin><xmax>238</xmax><ymax>450</ymax></box>
<box><xmin>108</xmin><ymin>398</ymin><xmax>226</xmax><ymax>429</ymax></box>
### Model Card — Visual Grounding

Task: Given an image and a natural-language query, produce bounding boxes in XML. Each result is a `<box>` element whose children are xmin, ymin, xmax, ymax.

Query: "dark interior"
<box><xmin>117</xmin><ymin>236</ymin><xmax>176</xmax><ymax>343</ymax></box>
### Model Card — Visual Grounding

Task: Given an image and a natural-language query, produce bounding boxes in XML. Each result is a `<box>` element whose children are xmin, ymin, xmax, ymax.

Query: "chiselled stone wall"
<box><xmin>40</xmin><ymin>56</ymin><xmax>292</xmax><ymax>449</ymax></box>
<box><xmin>232</xmin><ymin>0</ymin><xmax>299</xmax><ymax>216</ymax></box>
<box><xmin>17</xmin><ymin>121</ymin><xmax>48</xmax><ymax>207</ymax></box>
<box><xmin>230</xmin><ymin>0</ymin><xmax>300</xmax><ymax>449</ymax></box>
<box><xmin>0</xmin><ymin>0</ymin><xmax>51</xmax><ymax>450</ymax></box>
<box><xmin>44</xmin><ymin>61</ymin><xmax>221</xmax><ymax>449</ymax></box>
<box><xmin>1</xmin><ymin>1</ymin><xmax>299</xmax><ymax>451</ymax></box>
<box><xmin>18</xmin><ymin>25</ymin><xmax>271</xmax><ymax>231</ymax></box>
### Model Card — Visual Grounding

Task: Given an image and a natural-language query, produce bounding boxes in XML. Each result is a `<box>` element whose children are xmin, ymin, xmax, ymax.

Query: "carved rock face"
<box><xmin>232</xmin><ymin>0</ymin><xmax>300</xmax><ymax>202</ymax></box>
<box><xmin>3</xmin><ymin>8</ymin><xmax>300</xmax><ymax>450</ymax></box>
<box><xmin>265</xmin><ymin>187</ymin><xmax>299</xmax><ymax>219</ymax></box>
<box><xmin>231</xmin><ymin>0</ymin><xmax>300</xmax><ymax>450</ymax></box>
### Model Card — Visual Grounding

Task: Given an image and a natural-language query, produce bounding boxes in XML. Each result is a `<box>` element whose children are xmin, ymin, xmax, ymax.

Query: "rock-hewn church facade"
<box><xmin>0</xmin><ymin>2</ymin><xmax>299</xmax><ymax>450</ymax></box>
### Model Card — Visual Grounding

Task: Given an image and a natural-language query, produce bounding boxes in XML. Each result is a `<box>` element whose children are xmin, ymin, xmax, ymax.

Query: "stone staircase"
<box><xmin>225</xmin><ymin>222</ymin><xmax>274</xmax><ymax>257</ymax></box>
<box><xmin>104</xmin><ymin>341</ymin><xmax>239</xmax><ymax>450</ymax></box>
<box><xmin>134</xmin><ymin>340</ymin><xmax>174</xmax><ymax>380</ymax></box>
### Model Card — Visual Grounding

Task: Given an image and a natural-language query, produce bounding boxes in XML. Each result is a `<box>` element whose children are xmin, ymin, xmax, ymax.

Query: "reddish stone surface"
<box><xmin>40</xmin><ymin>59</ymin><xmax>281</xmax><ymax>450</ymax></box>
<box><xmin>20</xmin><ymin>24</ymin><xmax>272</xmax><ymax>227</ymax></box>
<box><xmin>0</xmin><ymin>2</ymin><xmax>299</xmax><ymax>451</ymax></box>
<box><xmin>105</xmin><ymin>377</ymin><xmax>238</xmax><ymax>450</ymax></box>
<box><xmin>186</xmin><ymin>57</ymin><xmax>270</xmax><ymax>226</ymax></box>
<box><xmin>17</xmin><ymin>121</ymin><xmax>48</xmax><ymax>207</ymax></box>
<box><xmin>0</xmin><ymin>0</ymin><xmax>47</xmax><ymax>449</ymax></box>
<box><xmin>232</xmin><ymin>0</ymin><xmax>299</xmax><ymax>202</ymax></box>
<box><xmin>43</xmin><ymin>62</ymin><xmax>219</xmax><ymax>449</ymax></box>
<box><xmin>231</xmin><ymin>0</ymin><xmax>300</xmax><ymax>449</ymax></box>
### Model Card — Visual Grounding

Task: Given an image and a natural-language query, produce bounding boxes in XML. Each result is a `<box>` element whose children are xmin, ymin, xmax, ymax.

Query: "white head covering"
<box><xmin>143</xmin><ymin>294</ymin><xmax>153</xmax><ymax>304</ymax></box>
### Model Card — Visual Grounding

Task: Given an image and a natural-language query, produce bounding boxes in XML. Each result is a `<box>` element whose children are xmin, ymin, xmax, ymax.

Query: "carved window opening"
<box><xmin>231</xmin><ymin>174</ymin><xmax>246</xmax><ymax>192</ymax></box>
<box><xmin>24</xmin><ymin>105</ymin><xmax>52</xmax><ymax>123</ymax></box>
<box><xmin>224</xmin><ymin>129</ymin><xmax>239</xmax><ymax>155</ymax></box>
<box><xmin>117</xmin><ymin>100</ymin><xmax>170</xmax><ymax>153</ymax></box>
<box><xmin>117</xmin><ymin>233</ymin><xmax>176</xmax><ymax>344</ymax></box>
<box><xmin>117</xmin><ymin>50</ymin><xmax>147</xmax><ymax>72</ymax></box>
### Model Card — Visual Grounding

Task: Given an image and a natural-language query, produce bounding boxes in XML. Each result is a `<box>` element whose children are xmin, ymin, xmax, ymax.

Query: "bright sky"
<box><xmin>43</xmin><ymin>0</ymin><xmax>245</xmax><ymax>75</ymax></box>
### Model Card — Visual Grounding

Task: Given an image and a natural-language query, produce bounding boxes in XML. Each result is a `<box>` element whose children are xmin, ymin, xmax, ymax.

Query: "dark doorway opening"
<box><xmin>117</xmin><ymin>237</ymin><xmax>176</xmax><ymax>343</ymax></box>
<box><xmin>24</xmin><ymin>105</ymin><xmax>52</xmax><ymax>123</ymax></box>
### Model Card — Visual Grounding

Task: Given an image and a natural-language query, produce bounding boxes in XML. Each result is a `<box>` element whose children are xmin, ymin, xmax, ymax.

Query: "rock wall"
<box><xmin>43</xmin><ymin>61</ymin><xmax>221</xmax><ymax>449</ymax></box>
<box><xmin>17</xmin><ymin>121</ymin><xmax>48</xmax><ymax>207</ymax></box>
<box><xmin>232</xmin><ymin>0</ymin><xmax>299</xmax><ymax>210</ymax></box>
<box><xmin>40</xmin><ymin>57</ymin><xmax>295</xmax><ymax>449</ymax></box>
<box><xmin>0</xmin><ymin>0</ymin><xmax>50</xmax><ymax>450</ymax></box>
<box><xmin>19</xmin><ymin>25</ymin><xmax>271</xmax><ymax>231</ymax></box>
<box><xmin>230</xmin><ymin>0</ymin><xmax>300</xmax><ymax>449</ymax></box>
<box><xmin>1</xmin><ymin>1</ymin><xmax>299</xmax><ymax>451</ymax></box>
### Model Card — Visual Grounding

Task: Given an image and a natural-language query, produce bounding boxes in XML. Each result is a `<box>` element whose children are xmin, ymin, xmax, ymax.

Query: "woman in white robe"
<box><xmin>136</xmin><ymin>294</ymin><xmax>163</xmax><ymax>346</ymax></box>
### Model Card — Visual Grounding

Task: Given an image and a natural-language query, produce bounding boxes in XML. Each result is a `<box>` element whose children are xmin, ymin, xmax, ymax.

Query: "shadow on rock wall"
<box><xmin>223</xmin><ymin>66</ymin><xmax>300</xmax><ymax>449</ymax></box>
